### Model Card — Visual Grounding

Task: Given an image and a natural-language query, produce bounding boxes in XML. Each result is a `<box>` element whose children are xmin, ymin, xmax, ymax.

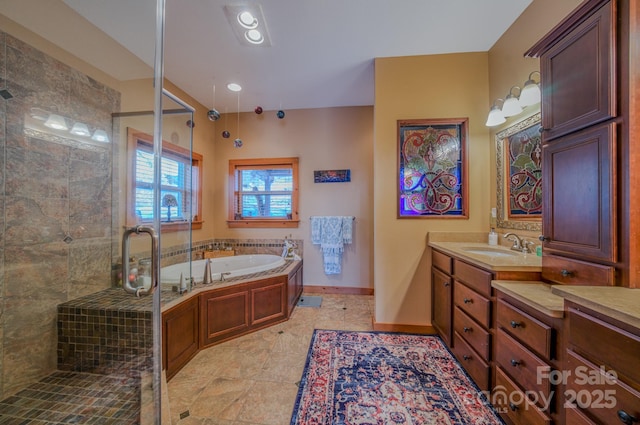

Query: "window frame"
<box><xmin>228</xmin><ymin>157</ymin><xmax>299</xmax><ymax>228</ymax></box>
<box><xmin>127</xmin><ymin>128</ymin><xmax>203</xmax><ymax>231</ymax></box>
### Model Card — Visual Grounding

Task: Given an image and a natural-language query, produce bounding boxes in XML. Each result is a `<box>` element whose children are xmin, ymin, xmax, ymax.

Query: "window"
<box><xmin>127</xmin><ymin>129</ymin><xmax>203</xmax><ymax>231</ymax></box>
<box><xmin>228</xmin><ymin>157</ymin><xmax>299</xmax><ymax>228</ymax></box>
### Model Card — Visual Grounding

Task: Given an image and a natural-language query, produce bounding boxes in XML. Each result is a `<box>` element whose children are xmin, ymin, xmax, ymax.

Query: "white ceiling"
<box><xmin>2</xmin><ymin>0</ymin><xmax>532</xmax><ymax>113</ymax></box>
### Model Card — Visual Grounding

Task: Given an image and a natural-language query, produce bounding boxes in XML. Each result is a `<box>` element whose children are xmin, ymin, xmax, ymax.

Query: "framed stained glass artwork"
<box><xmin>397</xmin><ymin>118</ymin><xmax>468</xmax><ymax>218</ymax></box>
<box><xmin>496</xmin><ymin>113</ymin><xmax>542</xmax><ymax>230</ymax></box>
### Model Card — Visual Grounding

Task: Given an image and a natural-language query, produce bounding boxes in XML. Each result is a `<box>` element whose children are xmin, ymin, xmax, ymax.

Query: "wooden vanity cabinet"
<box><xmin>494</xmin><ymin>293</ymin><xmax>564</xmax><ymax>425</ymax></box>
<box><xmin>431</xmin><ymin>250</ymin><xmax>453</xmax><ymax>346</ymax></box>
<box><xmin>432</xmin><ymin>254</ymin><xmax>541</xmax><ymax>392</ymax></box>
<box><xmin>287</xmin><ymin>262</ymin><xmax>304</xmax><ymax>316</ymax></box>
<box><xmin>565</xmin><ymin>302</ymin><xmax>640</xmax><ymax>425</ymax></box>
<box><xmin>527</xmin><ymin>0</ymin><xmax>640</xmax><ymax>287</ymax></box>
<box><xmin>163</xmin><ymin>295</ymin><xmax>199</xmax><ymax>380</ymax></box>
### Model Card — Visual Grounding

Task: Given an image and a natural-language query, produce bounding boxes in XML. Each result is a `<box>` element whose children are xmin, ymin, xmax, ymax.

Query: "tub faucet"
<box><xmin>203</xmin><ymin>259</ymin><xmax>212</xmax><ymax>285</ymax></box>
<box><xmin>220</xmin><ymin>272</ymin><xmax>231</xmax><ymax>282</ymax></box>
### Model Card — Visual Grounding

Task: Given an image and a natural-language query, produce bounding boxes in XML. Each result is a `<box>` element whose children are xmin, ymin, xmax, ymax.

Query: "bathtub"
<box><xmin>161</xmin><ymin>254</ymin><xmax>286</xmax><ymax>285</ymax></box>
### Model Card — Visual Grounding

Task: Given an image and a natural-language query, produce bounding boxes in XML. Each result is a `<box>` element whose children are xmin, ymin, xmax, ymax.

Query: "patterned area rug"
<box><xmin>290</xmin><ymin>330</ymin><xmax>504</xmax><ymax>425</ymax></box>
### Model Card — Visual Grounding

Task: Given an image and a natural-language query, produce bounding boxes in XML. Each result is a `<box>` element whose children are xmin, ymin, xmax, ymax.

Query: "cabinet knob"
<box><xmin>510</xmin><ymin>359</ymin><xmax>521</xmax><ymax>367</ymax></box>
<box><xmin>509</xmin><ymin>402</ymin><xmax>518</xmax><ymax>412</ymax></box>
<box><xmin>617</xmin><ymin>410</ymin><xmax>639</xmax><ymax>425</ymax></box>
<box><xmin>510</xmin><ymin>320</ymin><xmax>522</xmax><ymax>328</ymax></box>
<box><xmin>538</xmin><ymin>235</ymin><xmax>550</xmax><ymax>242</ymax></box>
<box><xmin>560</xmin><ymin>269</ymin><xmax>574</xmax><ymax>277</ymax></box>
<box><xmin>462</xmin><ymin>355</ymin><xmax>471</xmax><ymax>360</ymax></box>
<box><xmin>463</xmin><ymin>327</ymin><xmax>472</xmax><ymax>333</ymax></box>
<box><xmin>463</xmin><ymin>298</ymin><xmax>472</xmax><ymax>304</ymax></box>
<box><xmin>443</xmin><ymin>281</ymin><xmax>450</xmax><ymax>287</ymax></box>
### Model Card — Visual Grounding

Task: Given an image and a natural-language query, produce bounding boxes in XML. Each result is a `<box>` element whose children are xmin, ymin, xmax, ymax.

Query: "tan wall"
<box><xmin>212</xmin><ymin>106</ymin><xmax>374</xmax><ymax>289</ymax></box>
<box><xmin>373</xmin><ymin>52</ymin><xmax>491</xmax><ymax>326</ymax></box>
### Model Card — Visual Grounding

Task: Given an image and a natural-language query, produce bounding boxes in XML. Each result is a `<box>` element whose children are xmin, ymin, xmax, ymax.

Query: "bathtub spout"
<box><xmin>203</xmin><ymin>259</ymin><xmax>212</xmax><ymax>285</ymax></box>
<box><xmin>220</xmin><ymin>272</ymin><xmax>231</xmax><ymax>282</ymax></box>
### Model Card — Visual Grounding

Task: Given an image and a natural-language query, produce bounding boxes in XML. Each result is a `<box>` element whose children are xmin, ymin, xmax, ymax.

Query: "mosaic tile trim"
<box><xmin>0</xmin><ymin>371</ymin><xmax>139</xmax><ymax>424</ymax></box>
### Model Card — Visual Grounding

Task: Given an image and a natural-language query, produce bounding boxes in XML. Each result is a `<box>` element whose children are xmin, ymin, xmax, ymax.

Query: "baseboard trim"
<box><xmin>303</xmin><ymin>285</ymin><xmax>374</xmax><ymax>296</ymax></box>
<box><xmin>372</xmin><ymin>321</ymin><xmax>436</xmax><ymax>334</ymax></box>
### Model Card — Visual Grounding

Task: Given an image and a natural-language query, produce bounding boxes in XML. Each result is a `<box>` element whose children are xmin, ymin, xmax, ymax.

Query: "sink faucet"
<box><xmin>503</xmin><ymin>233</ymin><xmax>534</xmax><ymax>254</ymax></box>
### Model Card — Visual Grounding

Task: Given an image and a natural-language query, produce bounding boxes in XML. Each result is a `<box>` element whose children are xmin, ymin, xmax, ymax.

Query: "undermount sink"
<box><xmin>460</xmin><ymin>247</ymin><xmax>520</xmax><ymax>258</ymax></box>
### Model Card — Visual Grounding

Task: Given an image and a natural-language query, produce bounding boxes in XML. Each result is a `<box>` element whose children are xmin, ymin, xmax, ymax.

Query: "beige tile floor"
<box><xmin>166</xmin><ymin>293</ymin><xmax>375</xmax><ymax>425</ymax></box>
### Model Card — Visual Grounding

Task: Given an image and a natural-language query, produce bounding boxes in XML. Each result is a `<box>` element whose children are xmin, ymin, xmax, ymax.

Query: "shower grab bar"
<box><xmin>122</xmin><ymin>225</ymin><xmax>159</xmax><ymax>297</ymax></box>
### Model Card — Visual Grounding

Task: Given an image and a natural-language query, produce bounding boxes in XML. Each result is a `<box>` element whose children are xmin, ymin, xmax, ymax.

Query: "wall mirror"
<box><xmin>496</xmin><ymin>112</ymin><xmax>542</xmax><ymax>232</ymax></box>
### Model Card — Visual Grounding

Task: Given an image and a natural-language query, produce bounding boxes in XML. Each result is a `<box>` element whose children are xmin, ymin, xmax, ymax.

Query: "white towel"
<box><xmin>310</xmin><ymin>216</ymin><xmax>354</xmax><ymax>275</ymax></box>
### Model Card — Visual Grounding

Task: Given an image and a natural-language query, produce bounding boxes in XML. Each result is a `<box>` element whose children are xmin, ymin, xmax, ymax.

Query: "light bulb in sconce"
<box><xmin>44</xmin><ymin>114</ymin><xmax>68</xmax><ymax>131</ymax></box>
<box><xmin>485</xmin><ymin>99</ymin><xmax>506</xmax><ymax>127</ymax></box>
<box><xmin>70</xmin><ymin>122</ymin><xmax>91</xmax><ymax>137</ymax></box>
<box><xmin>501</xmin><ymin>86</ymin><xmax>523</xmax><ymax>117</ymax></box>
<box><xmin>91</xmin><ymin>129</ymin><xmax>110</xmax><ymax>143</ymax></box>
<box><xmin>519</xmin><ymin>71</ymin><xmax>541</xmax><ymax>107</ymax></box>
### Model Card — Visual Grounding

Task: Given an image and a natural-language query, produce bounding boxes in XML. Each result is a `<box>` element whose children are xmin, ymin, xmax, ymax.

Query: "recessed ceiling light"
<box><xmin>237</xmin><ymin>11</ymin><xmax>257</xmax><ymax>29</ymax></box>
<box><xmin>227</xmin><ymin>83</ymin><xmax>242</xmax><ymax>92</ymax></box>
<box><xmin>245</xmin><ymin>29</ymin><xmax>264</xmax><ymax>44</ymax></box>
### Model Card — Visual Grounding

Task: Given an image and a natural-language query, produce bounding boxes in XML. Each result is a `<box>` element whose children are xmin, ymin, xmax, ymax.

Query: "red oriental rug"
<box><xmin>290</xmin><ymin>330</ymin><xmax>504</xmax><ymax>425</ymax></box>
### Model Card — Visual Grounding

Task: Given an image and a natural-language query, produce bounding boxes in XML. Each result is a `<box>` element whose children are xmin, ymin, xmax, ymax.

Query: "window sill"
<box><xmin>126</xmin><ymin>221</ymin><xmax>203</xmax><ymax>232</ymax></box>
<box><xmin>227</xmin><ymin>219</ymin><xmax>299</xmax><ymax>228</ymax></box>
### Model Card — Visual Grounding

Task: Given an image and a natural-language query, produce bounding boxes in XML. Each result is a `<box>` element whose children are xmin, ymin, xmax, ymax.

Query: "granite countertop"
<box><xmin>428</xmin><ymin>241</ymin><xmax>542</xmax><ymax>272</ymax></box>
<box><xmin>492</xmin><ymin>281</ymin><xmax>565</xmax><ymax>318</ymax></box>
<box><xmin>551</xmin><ymin>285</ymin><xmax>640</xmax><ymax>330</ymax></box>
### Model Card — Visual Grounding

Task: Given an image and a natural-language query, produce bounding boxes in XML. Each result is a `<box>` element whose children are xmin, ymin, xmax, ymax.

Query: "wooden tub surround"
<box><xmin>162</xmin><ymin>260</ymin><xmax>303</xmax><ymax>380</ymax></box>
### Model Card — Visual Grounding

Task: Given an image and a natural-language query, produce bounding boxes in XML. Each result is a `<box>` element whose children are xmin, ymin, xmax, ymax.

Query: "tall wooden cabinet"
<box><xmin>526</xmin><ymin>0</ymin><xmax>640</xmax><ymax>287</ymax></box>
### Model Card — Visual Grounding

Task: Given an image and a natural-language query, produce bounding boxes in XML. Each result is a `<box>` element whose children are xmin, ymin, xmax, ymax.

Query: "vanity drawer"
<box><xmin>567</xmin><ymin>350</ymin><xmax>640</xmax><ymax>425</ymax></box>
<box><xmin>454</xmin><ymin>306</ymin><xmax>490</xmax><ymax>361</ymax></box>
<box><xmin>568</xmin><ymin>307</ymin><xmax>640</xmax><ymax>384</ymax></box>
<box><xmin>453</xmin><ymin>259</ymin><xmax>492</xmax><ymax>297</ymax></box>
<box><xmin>432</xmin><ymin>249</ymin><xmax>452</xmax><ymax>274</ymax></box>
<box><xmin>454</xmin><ymin>282</ymin><xmax>491</xmax><ymax>328</ymax></box>
<box><xmin>495</xmin><ymin>367</ymin><xmax>552</xmax><ymax>425</ymax></box>
<box><xmin>542</xmin><ymin>254</ymin><xmax>615</xmax><ymax>286</ymax></box>
<box><xmin>565</xmin><ymin>407</ymin><xmax>597</xmax><ymax>425</ymax></box>
<box><xmin>496</xmin><ymin>328</ymin><xmax>551</xmax><ymax>404</ymax></box>
<box><xmin>497</xmin><ymin>299</ymin><xmax>552</xmax><ymax>359</ymax></box>
<box><xmin>452</xmin><ymin>332</ymin><xmax>489</xmax><ymax>391</ymax></box>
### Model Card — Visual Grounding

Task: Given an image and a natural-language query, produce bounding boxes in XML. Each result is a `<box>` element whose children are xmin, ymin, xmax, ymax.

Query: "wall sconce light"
<box><xmin>519</xmin><ymin>71</ymin><xmax>541</xmax><ymax>107</ymax></box>
<box><xmin>28</xmin><ymin>108</ymin><xmax>110</xmax><ymax>144</ymax></box>
<box><xmin>485</xmin><ymin>71</ymin><xmax>541</xmax><ymax>127</ymax></box>
<box><xmin>70</xmin><ymin>122</ymin><xmax>91</xmax><ymax>137</ymax></box>
<box><xmin>44</xmin><ymin>114</ymin><xmax>68</xmax><ymax>131</ymax></box>
<box><xmin>501</xmin><ymin>86</ymin><xmax>523</xmax><ymax>117</ymax></box>
<box><xmin>486</xmin><ymin>99</ymin><xmax>506</xmax><ymax>127</ymax></box>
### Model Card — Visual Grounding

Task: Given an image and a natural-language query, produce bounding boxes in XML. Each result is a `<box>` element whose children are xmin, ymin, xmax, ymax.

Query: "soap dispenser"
<box><xmin>488</xmin><ymin>228</ymin><xmax>498</xmax><ymax>246</ymax></box>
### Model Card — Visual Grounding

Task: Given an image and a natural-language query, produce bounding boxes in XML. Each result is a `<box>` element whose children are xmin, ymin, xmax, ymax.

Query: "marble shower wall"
<box><xmin>0</xmin><ymin>31</ymin><xmax>120</xmax><ymax>398</ymax></box>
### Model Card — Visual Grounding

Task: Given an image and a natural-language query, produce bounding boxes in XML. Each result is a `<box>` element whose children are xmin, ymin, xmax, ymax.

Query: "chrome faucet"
<box><xmin>220</xmin><ymin>272</ymin><xmax>231</xmax><ymax>282</ymax></box>
<box><xmin>503</xmin><ymin>233</ymin><xmax>534</xmax><ymax>254</ymax></box>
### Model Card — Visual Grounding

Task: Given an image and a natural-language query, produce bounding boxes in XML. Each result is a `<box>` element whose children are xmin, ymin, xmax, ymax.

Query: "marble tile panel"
<box><xmin>5</xmin><ymin>36</ymin><xmax>72</xmax><ymax>113</ymax></box>
<box><xmin>0</xmin><ymin>31</ymin><xmax>5</xmax><ymax>88</ymax></box>
<box><xmin>5</xmin><ymin>142</ymin><xmax>70</xmax><ymax>200</ymax></box>
<box><xmin>3</xmin><ymin>243</ymin><xmax>68</xmax><ymax>295</ymax></box>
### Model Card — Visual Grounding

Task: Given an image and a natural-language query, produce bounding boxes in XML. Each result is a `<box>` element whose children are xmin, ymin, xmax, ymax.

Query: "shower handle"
<box><xmin>122</xmin><ymin>225</ymin><xmax>159</xmax><ymax>297</ymax></box>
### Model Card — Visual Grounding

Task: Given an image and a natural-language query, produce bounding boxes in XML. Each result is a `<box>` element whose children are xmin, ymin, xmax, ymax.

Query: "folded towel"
<box><xmin>310</xmin><ymin>216</ymin><xmax>354</xmax><ymax>275</ymax></box>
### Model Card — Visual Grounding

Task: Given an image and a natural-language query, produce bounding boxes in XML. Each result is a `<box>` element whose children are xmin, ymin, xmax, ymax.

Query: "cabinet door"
<box><xmin>163</xmin><ymin>296</ymin><xmax>199</xmax><ymax>380</ymax></box>
<box><xmin>251</xmin><ymin>277</ymin><xmax>287</xmax><ymax>326</ymax></box>
<box><xmin>431</xmin><ymin>267</ymin><xmax>452</xmax><ymax>346</ymax></box>
<box><xmin>540</xmin><ymin>1</ymin><xmax>615</xmax><ymax>141</ymax></box>
<box><xmin>200</xmin><ymin>287</ymin><xmax>250</xmax><ymax>346</ymax></box>
<box><xmin>542</xmin><ymin>122</ymin><xmax>616</xmax><ymax>262</ymax></box>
